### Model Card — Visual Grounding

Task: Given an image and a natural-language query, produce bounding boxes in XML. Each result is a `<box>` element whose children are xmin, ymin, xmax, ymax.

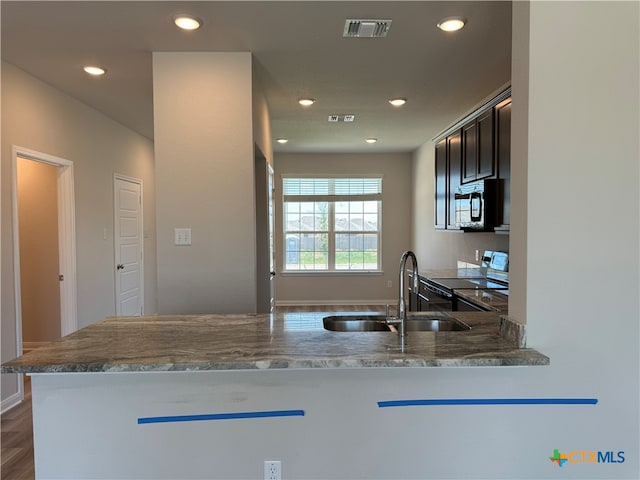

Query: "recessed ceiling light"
<box><xmin>83</xmin><ymin>66</ymin><xmax>106</xmax><ymax>76</ymax></box>
<box><xmin>365</xmin><ymin>138</ymin><xmax>378</xmax><ymax>144</ymax></box>
<box><xmin>298</xmin><ymin>98</ymin><xmax>316</xmax><ymax>107</ymax></box>
<box><xmin>437</xmin><ymin>17</ymin><xmax>466</xmax><ymax>32</ymax></box>
<box><xmin>174</xmin><ymin>15</ymin><xmax>202</xmax><ymax>30</ymax></box>
<box><xmin>389</xmin><ymin>98</ymin><xmax>407</xmax><ymax>107</ymax></box>
<box><xmin>276</xmin><ymin>138</ymin><xmax>289</xmax><ymax>144</ymax></box>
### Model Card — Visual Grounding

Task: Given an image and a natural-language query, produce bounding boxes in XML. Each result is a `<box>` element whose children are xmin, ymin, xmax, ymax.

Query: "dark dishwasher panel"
<box><xmin>418</xmin><ymin>279</ymin><xmax>454</xmax><ymax>311</ymax></box>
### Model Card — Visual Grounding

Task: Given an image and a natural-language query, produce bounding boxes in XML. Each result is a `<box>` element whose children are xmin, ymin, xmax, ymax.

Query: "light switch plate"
<box><xmin>174</xmin><ymin>228</ymin><xmax>192</xmax><ymax>246</ymax></box>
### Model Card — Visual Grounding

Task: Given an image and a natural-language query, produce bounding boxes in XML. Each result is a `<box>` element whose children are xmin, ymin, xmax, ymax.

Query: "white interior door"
<box><xmin>114</xmin><ymin>176</ymin><xmax>143</xmax><ymax>316</ymax></box>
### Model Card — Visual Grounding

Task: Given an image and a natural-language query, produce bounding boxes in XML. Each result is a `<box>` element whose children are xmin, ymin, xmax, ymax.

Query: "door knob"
<box><xmin>117</xmin><ymin>264</ymin><xmax>125</xmax><ymax>270</ymax></box>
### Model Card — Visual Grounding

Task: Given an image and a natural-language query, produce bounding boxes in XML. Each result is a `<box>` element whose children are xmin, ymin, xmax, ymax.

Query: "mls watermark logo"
<box><xmin>550</xmin><ymin>448</ymin><xmax>625</xmax><ymax>467</ymax></box>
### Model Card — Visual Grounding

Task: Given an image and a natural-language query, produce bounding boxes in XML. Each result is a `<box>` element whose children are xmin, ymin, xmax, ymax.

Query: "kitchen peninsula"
<box><xmin>3</xmin><ymin>313</ymin><xmax>547</xmax><ymax>478</ymax></box>
<box><xmin>3</xmin><ymin>312</ymin><xmax>546</xmax><ymax>372</ymax></box>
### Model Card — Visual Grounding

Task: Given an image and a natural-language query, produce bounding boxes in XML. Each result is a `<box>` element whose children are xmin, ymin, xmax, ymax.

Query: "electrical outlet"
<box><xmin>475</xmin><ymin>249</ymin><xmax>479</xmax><ymax>262</ymax></box>
<box><xmin>264</xmin><ymin>460</ymin><xmax>281</xmax><ymax>480</ymax></box>
<box><xmin>387</xmin><ymin>280</ymin><xmax>392</xmax><ymax>288</ymax></box>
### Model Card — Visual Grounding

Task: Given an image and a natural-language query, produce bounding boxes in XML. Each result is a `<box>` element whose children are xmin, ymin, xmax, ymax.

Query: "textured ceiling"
<box><xmin>1</xmin><ymin>1</ymin><xmax>512</xmax><ymax>153</ymax></box>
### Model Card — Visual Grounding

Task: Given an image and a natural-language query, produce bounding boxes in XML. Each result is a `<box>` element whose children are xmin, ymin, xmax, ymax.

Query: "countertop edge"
<box><xmin>2</xmin><ymin>351</ymin><xmax>550</xmax><ymax>374</ymax></box>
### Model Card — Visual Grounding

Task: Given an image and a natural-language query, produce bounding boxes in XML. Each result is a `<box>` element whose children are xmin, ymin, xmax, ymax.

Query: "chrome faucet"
<box><xmin>386</xmin><ymin>250</ymin><xmax>418</xmax><ymax>352</ymax></box>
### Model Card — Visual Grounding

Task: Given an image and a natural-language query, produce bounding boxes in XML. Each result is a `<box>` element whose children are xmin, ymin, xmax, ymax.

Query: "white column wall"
<box><xmin>153</xmin><ymin>52</ymin><xmax>257</xmax><ymax>314</ymax></box>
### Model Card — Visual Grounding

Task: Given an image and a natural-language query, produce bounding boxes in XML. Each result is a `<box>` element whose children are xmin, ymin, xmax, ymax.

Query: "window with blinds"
<box><xmin>283</xmin><ymin>177</ymin><xmax>382</xmax><ymax>272</ymax></box>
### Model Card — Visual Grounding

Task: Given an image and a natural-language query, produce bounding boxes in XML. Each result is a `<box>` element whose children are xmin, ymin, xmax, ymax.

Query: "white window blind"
<box><xmin>283</xmin><ymin>178</ymin><xmax>382</xmax><ymax>197</ymax></box>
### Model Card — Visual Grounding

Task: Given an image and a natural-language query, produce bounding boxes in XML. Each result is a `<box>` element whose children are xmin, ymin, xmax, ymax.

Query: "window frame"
<box><xmin>282</xmin><ymin>176</ymin><xmax>383</xmax><ymax>274</ymax></box>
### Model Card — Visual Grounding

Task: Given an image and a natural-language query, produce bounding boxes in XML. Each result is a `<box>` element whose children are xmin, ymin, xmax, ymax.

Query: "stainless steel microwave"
<box><xmin>454</xmin><ymin>179</ymin><xmax>496</xmax><ymax>231</ymax></box>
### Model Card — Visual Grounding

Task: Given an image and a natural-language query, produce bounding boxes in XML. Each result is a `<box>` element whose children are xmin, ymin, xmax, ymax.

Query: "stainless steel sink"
<box><xmin>323</xmin><ymin>315</ymin><xmax>390</xmax><ymax>332</ymax></box>
<box><xmin>323</xmin><ymin>315</ymin><xmax>471</xmax><ymax>332</ymax></box>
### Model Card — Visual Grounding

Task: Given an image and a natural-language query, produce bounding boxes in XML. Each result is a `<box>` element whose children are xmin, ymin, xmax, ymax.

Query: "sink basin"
<box><xmin>323</xmin><ymin>315</ymin><xmax>471</xmax><ymax>332</ymax></box>
<box><xmin>323</xmin><ymin>315</ymin><xmax>390</xmax><ymax>332</ymax></box>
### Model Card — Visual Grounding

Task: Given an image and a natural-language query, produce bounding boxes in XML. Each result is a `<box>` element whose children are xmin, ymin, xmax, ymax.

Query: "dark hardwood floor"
<box><xmin>1</xmin><ymin>378</ymin><xmax>34</xmax><ymax>480</ymax></box>
<box><xmin>0</xmin><ymin>305</ymin><xmax>383</xmax><ymax>479</ymax></box>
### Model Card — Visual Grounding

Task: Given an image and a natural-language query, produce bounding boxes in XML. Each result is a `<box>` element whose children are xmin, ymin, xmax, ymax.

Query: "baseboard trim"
<box><xmin>275</xmin><ymin>299</ymin><xmax>396</xmax><ymax>307</ymax></box>
<box><xmin>1</xmin><ymin>390</ymin><xmax>23</xmax><ymax>414</ymax></box>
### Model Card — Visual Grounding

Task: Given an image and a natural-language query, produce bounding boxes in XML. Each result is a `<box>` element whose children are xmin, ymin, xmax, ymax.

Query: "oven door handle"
<box><xmin>417</xmin><ymin>292</ymin><xmax>430</xmax><ymax>303</ymax></box>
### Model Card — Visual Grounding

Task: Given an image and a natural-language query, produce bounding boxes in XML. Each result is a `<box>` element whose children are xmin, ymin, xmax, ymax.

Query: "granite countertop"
<box><xmin>454</xmin><ymin>289</ymin><xmax>509</xmax><ymax>312</ymax></box>
<box><xmin>420</xmin><ymin>267</ymin><xmax>486</xmax><ymax>279</ymax></box>
<box><xmin>1</xmin><ymin>311</ymin><xmax>548</xmax><ymax>373</ymax></box>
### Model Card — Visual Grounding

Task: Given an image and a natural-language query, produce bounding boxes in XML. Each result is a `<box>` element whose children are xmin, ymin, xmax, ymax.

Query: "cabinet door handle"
<box><xmin>117</xmin><ymin>264</ymin><xmax>125</xmax><ymax>270</ymax></box>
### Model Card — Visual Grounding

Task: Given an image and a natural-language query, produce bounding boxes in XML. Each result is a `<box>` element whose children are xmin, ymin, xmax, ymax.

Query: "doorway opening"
<box><xmin>12</xmin><ymin>146</ymin><xmax>77</xmax><ymax>401</ymax></box>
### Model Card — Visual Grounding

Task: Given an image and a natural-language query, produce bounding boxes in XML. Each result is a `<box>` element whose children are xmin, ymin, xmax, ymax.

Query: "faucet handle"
<box><xmin>385</xmin><ymin>304</ymin><xmax>398</xmax><ymax>323</ymax></box>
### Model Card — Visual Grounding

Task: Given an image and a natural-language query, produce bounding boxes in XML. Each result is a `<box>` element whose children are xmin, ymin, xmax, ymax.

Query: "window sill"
<box><xmin>280</xmin><ymin>270</ymin><xmax>384</xmax><ymax>277</ymax></box>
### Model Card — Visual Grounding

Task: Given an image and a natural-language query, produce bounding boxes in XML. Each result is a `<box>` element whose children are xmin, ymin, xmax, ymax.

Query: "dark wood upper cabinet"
<box><xmin>461</xmin><ymin>121</ymin><xmax>477</xmax><ymax>183</ymax></box>
<box><xmin>433</xmin><ymin>88</ymin><xmax>510</xmax><ymax>232</ymax></box>
<box><xmin>462</xmin><ymin>109</ymin><xmax>495</xmax><ymax>183</ymax></box>
<box><xmin>494</xmin><ymin>98</ymin><xmax>511</xmax><ymax>232</ymax></box>
<box><xmin>477</xmin><ymin>109</ymin><xmax>495</xmax><ymax>179</ymax></box>
<box><xmin>434</xmin><ymin>138</ymin><xmax>447</xmax><ymax>230</ymax></box>
<box><xmin>446</xmin><ymin>130</ymin><xmax>461</xmax><ymax>230</ymax></box>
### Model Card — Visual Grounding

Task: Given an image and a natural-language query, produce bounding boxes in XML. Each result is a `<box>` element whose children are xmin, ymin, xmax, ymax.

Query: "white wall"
<box><xmin>1</xmin><ymin>62</ymin><xmax>156</xmax><ymax>408</ymax></box>
<box><xmin>525</xmin><ymin>0</ymin><xmax>639</xmax><ymax>412</ymax></box>
<box><xmin>274</xmin><ymin>152</ymin><xmax>412</xmax><ymax>305</ymax></box>
<box><xmin>508</xmin><ymin>0</ymin><xmax>530</xmax><ymax>324</ymax></box>
<box><xmin>252</xmin><ymin>59</ymin><xmax>273</xmax><ymax>165</ymax></box>
<box><xmin>153</xmin><ymin>53</ymin><xmax>258</xmax><ymax>314</ymax></box>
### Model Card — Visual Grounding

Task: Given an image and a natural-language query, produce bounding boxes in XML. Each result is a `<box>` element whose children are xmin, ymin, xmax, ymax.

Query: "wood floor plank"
<box><xmin>1</xmin><ymin>392</ymin><xmax>34</xmax><ymax>480</ymax></box>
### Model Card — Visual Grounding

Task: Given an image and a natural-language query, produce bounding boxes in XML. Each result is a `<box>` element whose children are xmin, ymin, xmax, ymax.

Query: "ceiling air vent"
<box><xmin>328</xmin><ymin>114</ymin><xmax>356</xmax><ymax>123</ymax></box>
<box><xmin>343</xmin><ymin>19</ymin><xmax>392</xmax><ymax>38</ymax></box>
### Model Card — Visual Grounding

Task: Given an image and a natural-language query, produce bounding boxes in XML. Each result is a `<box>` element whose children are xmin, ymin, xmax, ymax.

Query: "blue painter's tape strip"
<box><xmin>138</xmin><ymin>409</ymin><xmax>305</xmax><ymax>425</ymax></box>
<box><xmin>377</xmin><ymin>398</ymin><xmax>598</xmax><ymax>408</ymax></box>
